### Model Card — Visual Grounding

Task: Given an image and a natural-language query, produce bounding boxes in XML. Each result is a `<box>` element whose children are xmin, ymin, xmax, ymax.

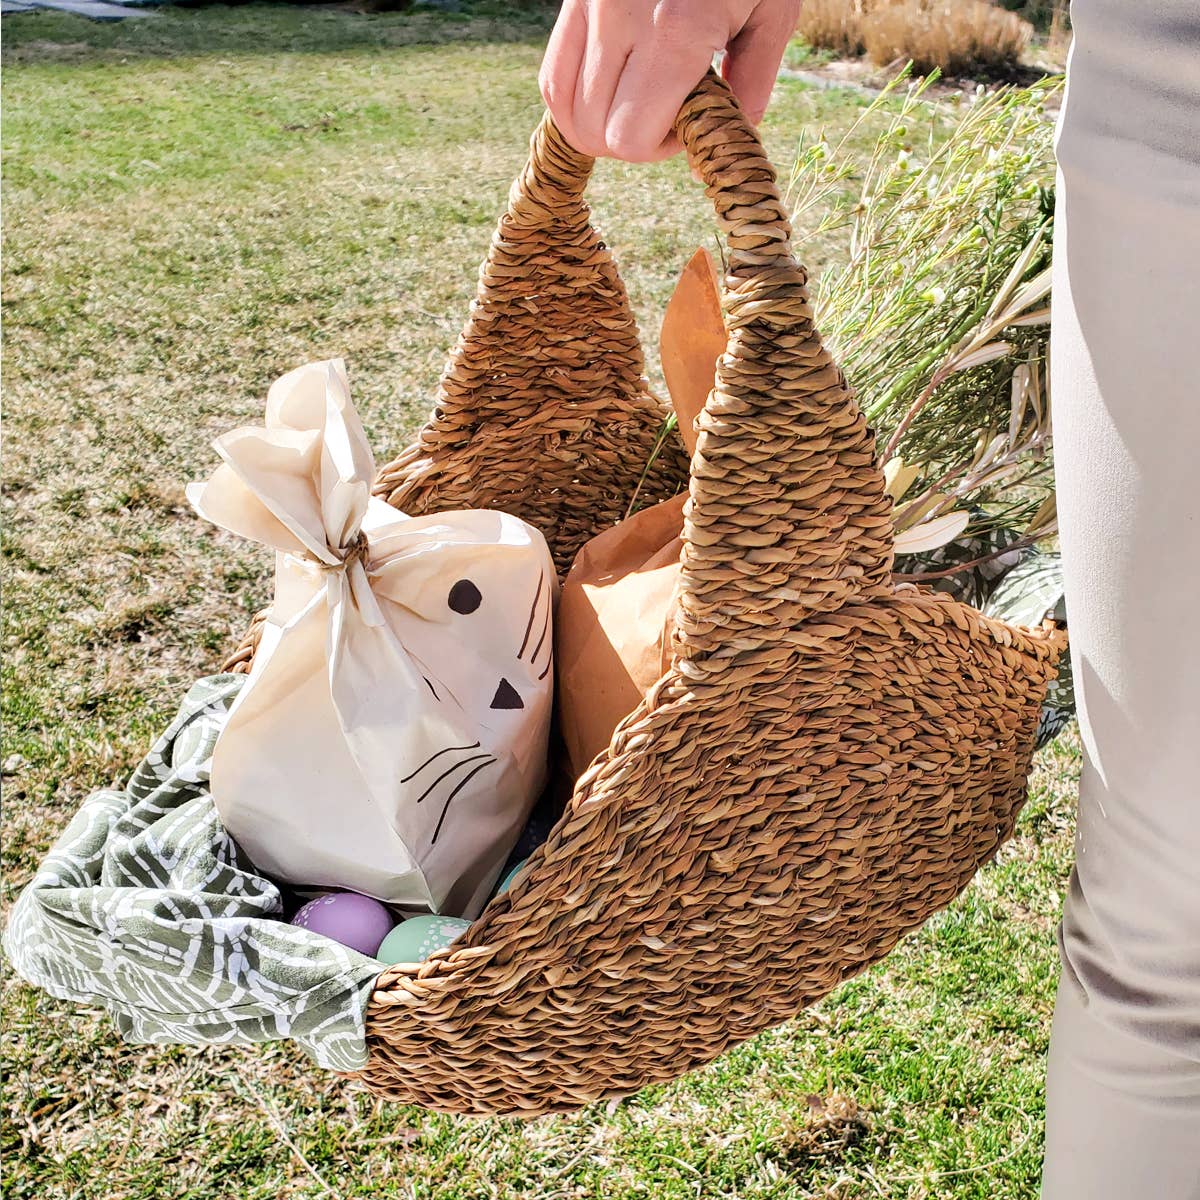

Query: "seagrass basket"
<box><xmin>222</xmin><ymin>70</ymin><xmax>1065</xmax><ymax>1116</ymax></box>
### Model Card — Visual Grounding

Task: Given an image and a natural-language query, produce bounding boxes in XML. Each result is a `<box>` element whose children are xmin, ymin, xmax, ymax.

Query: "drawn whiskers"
<box><xmin>401</xmin><ymin>743</ymin><xmax>498</xmax><ymax>844</ymax></box>
<box><xmin>518</xmin><ymin>570</ymin><xmax>554</xmax><ymax>682</ymax></box>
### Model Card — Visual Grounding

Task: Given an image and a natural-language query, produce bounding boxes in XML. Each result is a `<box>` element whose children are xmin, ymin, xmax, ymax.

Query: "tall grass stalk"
<box><xmin>790</xmin><ymin>75</ymin><xmax>1060</xmax><ymax>549</ymax></box>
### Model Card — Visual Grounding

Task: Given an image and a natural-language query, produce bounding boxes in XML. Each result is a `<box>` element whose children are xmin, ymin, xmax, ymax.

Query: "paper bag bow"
<box><xmin>189</xmin><ymin>360</ymin><xmax>556</xmax><ymax>917</ymax></box>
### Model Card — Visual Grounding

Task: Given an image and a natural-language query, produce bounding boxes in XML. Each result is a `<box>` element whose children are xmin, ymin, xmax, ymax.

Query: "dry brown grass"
<box><xmin>797</xmin><ymin>0</ymin><xmax>1034</xmax><ymax>75</ymax></box>
<box><xmin>864</xmin><ymin>0</ymin><xmax>1032</xmax><ymax>73</ymax></box>
<box><xmin>795</xmin><ymin>0</ymin><xmax>876</xmax><ymax>57</ymax></box>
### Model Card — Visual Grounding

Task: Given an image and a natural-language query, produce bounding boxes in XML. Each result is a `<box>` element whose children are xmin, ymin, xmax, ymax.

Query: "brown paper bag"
<box><xmin>556</xmin><ymin>249</ymin><xmax>726</xmax><ymax>780</ymax></box>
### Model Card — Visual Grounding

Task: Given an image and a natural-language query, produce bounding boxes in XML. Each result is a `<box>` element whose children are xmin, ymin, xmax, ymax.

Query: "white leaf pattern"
<box><xmin>2</xmin><ymin>675</ymin><xmax>379</xmax><ymax>1072</ymax></box>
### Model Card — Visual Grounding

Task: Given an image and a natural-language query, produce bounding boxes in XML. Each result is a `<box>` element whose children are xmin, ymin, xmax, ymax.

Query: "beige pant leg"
<box><xmin>1043</xmin><ymin>3</ymin><xmax>1200</xmax><ymax>1196</ymax></box>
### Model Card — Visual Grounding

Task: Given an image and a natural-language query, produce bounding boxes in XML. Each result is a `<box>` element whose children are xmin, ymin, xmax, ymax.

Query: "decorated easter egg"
<box><xmin>291</xmin><ymin>892</ymin><xmax>393</xmax><ymax>957</ymax></box>
<box><xmin>496</xmin><ymin>859</ymin><xmax>528</xmax><ymax>895</ymax></box>
<box><xmin>376</xmin><ymin>915</ymin><xmax>471</xmax><ymax>965</ymax></box>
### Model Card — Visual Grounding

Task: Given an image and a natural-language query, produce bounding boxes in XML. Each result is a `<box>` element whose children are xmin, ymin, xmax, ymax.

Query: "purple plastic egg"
<box><xmin>290</xmin><ymin>891</ymin><xmax>393</xmax><ymax>957</ymax></box>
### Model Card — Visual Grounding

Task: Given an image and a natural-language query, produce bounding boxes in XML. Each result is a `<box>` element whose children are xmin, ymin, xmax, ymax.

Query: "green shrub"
<box><xmin>792</xmin><ymin>75</ymin><xmax>1059</xmax><ymax>546</ymax></box>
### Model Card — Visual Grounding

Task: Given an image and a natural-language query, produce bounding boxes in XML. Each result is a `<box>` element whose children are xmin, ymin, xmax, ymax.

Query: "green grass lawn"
<box><xmin>1</xmin><ymin>7</ymin><xmax>1078</xmax><ymax>1198</ymax></box>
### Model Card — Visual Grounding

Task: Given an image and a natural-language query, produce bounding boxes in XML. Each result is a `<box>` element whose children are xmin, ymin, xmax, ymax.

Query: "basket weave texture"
<box><xmin>221</xmin><ymin>71</ymin><xmax>1064</xmax><ymax>1116</ymax></box>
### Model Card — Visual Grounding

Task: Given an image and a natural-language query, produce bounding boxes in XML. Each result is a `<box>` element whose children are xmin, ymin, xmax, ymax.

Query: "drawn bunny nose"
<box><xmin>490</xmin><ymin>679</ymin><xmax>524</xmax><ymax>710</ymax></box>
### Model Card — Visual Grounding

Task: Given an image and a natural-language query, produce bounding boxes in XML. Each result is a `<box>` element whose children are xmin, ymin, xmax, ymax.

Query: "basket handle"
<box><xmin>417</xmin><ymin>69</ymin><xmax>894</xmax><ymax>672</ymax></box>
<box><xmin>592</xmin><ymin>70</ymin><xmax>892</xmax><ymax>669</ymax></box>
<box><xmin>662</xmin><ymin>71</ymin><xmax>895</xmax><ymax>671</ymax></box>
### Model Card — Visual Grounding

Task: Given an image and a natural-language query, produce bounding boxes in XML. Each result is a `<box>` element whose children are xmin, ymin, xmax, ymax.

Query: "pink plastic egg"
<box><xmin>290</xmin><ymin>891</ymin><xmax>393</xmax><ymax>957</ymax></box>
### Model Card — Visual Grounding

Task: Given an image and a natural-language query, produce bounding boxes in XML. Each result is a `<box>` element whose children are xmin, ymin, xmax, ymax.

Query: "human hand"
<box><xmin>539</xmin><ymin>1</ymin><xmax>800</xmax><ymax>162</ymax></box>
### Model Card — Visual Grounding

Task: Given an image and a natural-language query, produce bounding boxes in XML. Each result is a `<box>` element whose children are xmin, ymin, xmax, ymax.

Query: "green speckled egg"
<box><xmin>496</xmin><ymin>859</ymin><xmax>529</xmax><ymax>895</ymax></box>
<box><xmin>376</xmin><ymin>915</ymin><xmax>471</xmax><ymax>965</ymax></box>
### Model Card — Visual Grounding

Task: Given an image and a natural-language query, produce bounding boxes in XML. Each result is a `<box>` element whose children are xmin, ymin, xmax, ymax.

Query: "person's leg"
<box><xmin>1043</xmin><ymin>3</ymin><xmax>1200</xmax><ymax>1196</ymax></box>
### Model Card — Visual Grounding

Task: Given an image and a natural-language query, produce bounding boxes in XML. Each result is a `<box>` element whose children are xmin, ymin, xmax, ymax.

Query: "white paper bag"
<box><xmin>188</xmin><ymin>359</ymin><xmax>556</xmax><ymax>918</ymax></box>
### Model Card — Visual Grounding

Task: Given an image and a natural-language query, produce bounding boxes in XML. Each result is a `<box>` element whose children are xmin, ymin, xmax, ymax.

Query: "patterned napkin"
<box><xmin>3</xmin><ymin>675</ymin><xmax>380</xmax><ymax>1071</ymax></box>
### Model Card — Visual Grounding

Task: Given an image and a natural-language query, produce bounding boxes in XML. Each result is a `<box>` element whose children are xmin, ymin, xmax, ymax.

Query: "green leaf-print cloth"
<box><xmin>2</xmin><ymin>675</ymin><xmax>381</xmax><ymax>1071</ymax></box>
<box><xmin>983</xmin><ymin>550</ymin><xmax>1075</xmax><ymax>748</ymax></box>
<box><xmin>900</xmin><ymin>531</ymin><xmax>1075</xmax><ymax>747</ymax></box>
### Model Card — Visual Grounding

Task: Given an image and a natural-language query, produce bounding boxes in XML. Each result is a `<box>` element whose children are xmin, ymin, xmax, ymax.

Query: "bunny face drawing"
<box><xmin>363</xmin><ymin>499</ymin><xmax>556</xmax><ymax>849</ymax></box>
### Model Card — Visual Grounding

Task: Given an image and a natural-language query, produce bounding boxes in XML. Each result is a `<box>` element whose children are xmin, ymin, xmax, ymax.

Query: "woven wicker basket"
<box><xmin>222</xmin><ymin>71</ymin><xmax>1065</xmax><ymax>1116</ymax></box>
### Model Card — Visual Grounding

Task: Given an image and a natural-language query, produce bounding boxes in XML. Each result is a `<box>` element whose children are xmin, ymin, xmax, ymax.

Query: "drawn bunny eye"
<box><xmin>447</xmin><ymin>579</ymin><xmax>482</xmax><ymax>614</ymax></box>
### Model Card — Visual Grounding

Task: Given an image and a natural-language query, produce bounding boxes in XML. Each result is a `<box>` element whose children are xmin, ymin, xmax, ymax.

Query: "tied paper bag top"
<box><xmin>188</xmin><ymin>360</ymin><xmax>556</xmax><ymax>918</ymax></box>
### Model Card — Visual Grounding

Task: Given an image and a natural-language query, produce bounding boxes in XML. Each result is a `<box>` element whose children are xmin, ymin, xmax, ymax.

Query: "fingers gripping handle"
<box><xmin>527</xmin><ymin>72</ymin><xmax>896</xmax><ymax>668</ymax></box>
